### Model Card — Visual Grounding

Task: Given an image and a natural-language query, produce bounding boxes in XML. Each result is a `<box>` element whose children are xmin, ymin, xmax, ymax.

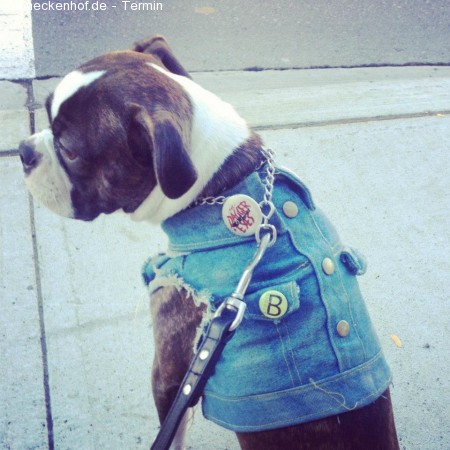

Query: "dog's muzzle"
<box><xmin>18</xmin><ymin>129</ymin><xmax>75</xmax><ymax>218</ymax></box>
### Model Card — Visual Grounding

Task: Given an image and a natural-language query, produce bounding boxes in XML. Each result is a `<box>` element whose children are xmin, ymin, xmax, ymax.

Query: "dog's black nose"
<box><xmin>19</xmin><ymin>141</ymin><xmax>40</xmax><ymax>173</ymax></box>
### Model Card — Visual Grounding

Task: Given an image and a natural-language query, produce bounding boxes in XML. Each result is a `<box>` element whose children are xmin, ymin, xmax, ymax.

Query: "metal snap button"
<box><xmin>282</xmin><ymin>201</ymin><xmax>299</xmax><ymax>218</ymax></box>
<box><xmin>322</xmin><ymin>257</ymin><xmax>335</xmax><ymax>275</ymax></box>
<box><xmin>259</xmin><ymin>290</ymin><xmax>289</xmax><ymax>319</ymax></box>
<box><xmin>336</xmin><ymin>320</ymin><xmax>350</xmax><ymax>337</ymax></box>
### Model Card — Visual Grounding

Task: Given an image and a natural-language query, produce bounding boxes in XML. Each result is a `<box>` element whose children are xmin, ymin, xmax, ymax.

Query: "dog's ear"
<box><xmin>127</xmin><ymin>104</ymin><xmax>197</xmax><ymax>199</ymax></box>
<box><xmin>132</xmin><ymin>35</ymin><xmax>191</xmax><ymax>79</ymax></box>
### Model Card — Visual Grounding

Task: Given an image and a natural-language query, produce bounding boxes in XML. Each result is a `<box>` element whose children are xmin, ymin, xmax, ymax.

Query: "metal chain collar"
<box><xmin>195</xmin><ymin>147</ymin><xmax>275</xmax><ymax>203</ymax></box>
<box><xmin>256</xmin><ymin>147</ymin><xmax>277</xmax><ymax>246</ymax></box>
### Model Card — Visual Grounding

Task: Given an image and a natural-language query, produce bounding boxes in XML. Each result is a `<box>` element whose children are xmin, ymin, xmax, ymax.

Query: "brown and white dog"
<box><xmin>19</xmin><ymin>36</ymin><xmax>399</xmax><ymax>449</ymax></box>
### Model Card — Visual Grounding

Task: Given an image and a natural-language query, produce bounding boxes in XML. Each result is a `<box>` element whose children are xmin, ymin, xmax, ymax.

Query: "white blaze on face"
<box><xmin>51</xmin><ymin>70</ymin><xmax>106</xmax><ymax>120</ymax></box>
<box><xmin>23</xmin><ymin>129</ymin><xmax>74</xmax><ymax>218</ymax></box>
<box><xmin>23</xmin><ymin>69</ymin><xmax>107</xmax><ymax>218</ymax></box>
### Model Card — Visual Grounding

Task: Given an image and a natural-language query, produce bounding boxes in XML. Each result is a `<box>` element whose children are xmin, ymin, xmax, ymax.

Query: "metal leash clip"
<box><xmin>214</xmin><ymin>228</ymin><xmax>275</xmax><ymax>332</ymax></box>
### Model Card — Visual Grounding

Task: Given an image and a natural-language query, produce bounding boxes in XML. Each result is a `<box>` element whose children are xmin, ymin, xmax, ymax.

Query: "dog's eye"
<box><xmin>63</xmin><ymin>148</ymin><xmax>78</xmax><ymax>161</ymax></box>
<box><xmin>59</xmin><ymin>143</ymin><xmax>78</xmax><ymax>161</ymax></box>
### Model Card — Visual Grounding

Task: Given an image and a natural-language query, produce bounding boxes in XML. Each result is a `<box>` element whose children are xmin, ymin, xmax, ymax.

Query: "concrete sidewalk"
<box><xmin>1</xmin><ymin>67</ymin><xmax>449</xmax><ymax>449</ymax></box>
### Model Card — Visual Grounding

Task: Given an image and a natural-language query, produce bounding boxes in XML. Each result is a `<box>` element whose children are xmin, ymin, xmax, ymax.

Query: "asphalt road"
<box><xmin>32</xmin><ymin>0</ymin><xmax>450</xmax><ymax>77</ymax></box>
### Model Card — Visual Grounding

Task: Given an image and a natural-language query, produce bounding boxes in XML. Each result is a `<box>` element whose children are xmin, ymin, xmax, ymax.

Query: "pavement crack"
<box><xmin>28</xmin><ymin>188</ymin><xmax>55</xmax><ymax>449</ymax></box>
<box><xmin>253</xmin><ymin>110</ymin><xmax>450</xmax><ymax>131</ymax></box>
<box><xmin>25</xmin><ymin>80</ymin><xmax>36</xmax><ymax>134</ymax></box>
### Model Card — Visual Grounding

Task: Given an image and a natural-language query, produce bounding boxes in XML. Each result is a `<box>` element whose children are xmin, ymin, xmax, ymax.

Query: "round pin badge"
<box><xmin>222</xmin><ymin>194</ymin><xmax>263</xmax><ymax>236</ymax></box>
<box><xmin>259</xmin><ymin>290</ymin><xmax>289</xmax><ymax>319</ymax></box>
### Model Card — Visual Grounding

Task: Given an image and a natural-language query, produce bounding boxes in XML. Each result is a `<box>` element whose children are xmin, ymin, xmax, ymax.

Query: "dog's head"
<box><xmin>19</xmin><ymin>36</ymin><xmax>252</xmax><ymax>222</ymax></box>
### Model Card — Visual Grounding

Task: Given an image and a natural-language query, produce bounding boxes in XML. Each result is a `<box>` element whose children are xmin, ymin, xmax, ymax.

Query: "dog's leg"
<box><xmin>236</xmin><ymin>389</ymin><xmax>399</xmax><ymax>450</ymax></box>
<box><xmin>150</xmin><ymin>286</ymin><xmax>207</xmax><ymax>449</ymax></box>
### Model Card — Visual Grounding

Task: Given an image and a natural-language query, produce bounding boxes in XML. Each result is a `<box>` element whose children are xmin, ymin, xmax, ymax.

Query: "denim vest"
<box><xmin>142</xmin><ymin>166</ymin><xmax>392</xmax><ymax>432</ymax></box>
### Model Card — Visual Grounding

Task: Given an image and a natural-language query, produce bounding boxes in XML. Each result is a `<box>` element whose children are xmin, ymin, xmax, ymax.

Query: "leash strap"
<box><xmin>151</xmin><ymin>307</ymin><xmax>237</xmax><ymax>450</ymax></box>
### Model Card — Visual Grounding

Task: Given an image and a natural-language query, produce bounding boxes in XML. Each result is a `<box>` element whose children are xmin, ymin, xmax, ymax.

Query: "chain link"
<box><xmin>195</xmin><ymin>195</ymin><xmax>227</xmax><ymax>206</ymax></box>
<box><xmin>259</xmin><ymin>147</ymin><xmax>276</xmax><ymax>223</ymax></box>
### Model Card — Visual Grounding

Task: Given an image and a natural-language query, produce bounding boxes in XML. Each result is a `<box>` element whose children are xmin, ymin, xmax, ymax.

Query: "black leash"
<box><xmin>150</xmin><ymin>307</ymin><xmax>237</xmax><ymax>450</ymax></box>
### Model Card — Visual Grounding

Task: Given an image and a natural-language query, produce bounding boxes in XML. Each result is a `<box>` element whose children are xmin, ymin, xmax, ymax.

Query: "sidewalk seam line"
<box><xmin>253</xmin><ymin>110</ymin><xmax>450</xmax><ymax>131</ymax></box>
<box><xmin>26</xmin><ymin>81</ymin><xmax>36</xmax><ymax>134</ymax></box>
<box><xmin>28</xmin><ymin>195</ymin><xmax>55</xmax><ymax>450</ymax></box>
<box><xmin>2</xmin><ymin>108</ymin><xmax>448</xmax><ymax>159</ymax></box>
<box><xmin>27</xmin><ymin>80</ymin><xmax>55</xmax><ymax>450</ymax></box>
<box><xmin>0</xmin><ymin>150</ymin><xmax>20</xmax><ymax>157</ymax></box>
<box><xmin>22</xmin><ymin>62</ymin><xmax>450</xmax><ymax>79</ymax></box>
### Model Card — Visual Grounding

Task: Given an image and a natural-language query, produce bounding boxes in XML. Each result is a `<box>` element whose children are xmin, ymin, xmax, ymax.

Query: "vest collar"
<box><xmin>162</xmin><ymin>165</ymin><xmax>315</xmax><ymax>254</ymax></box>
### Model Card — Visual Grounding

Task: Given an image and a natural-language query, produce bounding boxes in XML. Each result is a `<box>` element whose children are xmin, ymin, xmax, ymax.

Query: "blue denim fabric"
<box><xmin>142</xmin><ymin>166</ymin><xmax>392</xmax><ymax>432</ymax></box>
